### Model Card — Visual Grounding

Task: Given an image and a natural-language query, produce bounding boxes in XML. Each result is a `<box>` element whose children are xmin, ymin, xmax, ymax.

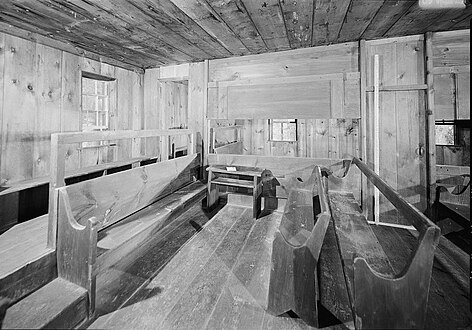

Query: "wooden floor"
<box><xmin>87</xmin><ymin>197</ymin><xmax>471</xmax><ymax>330</ymax></box>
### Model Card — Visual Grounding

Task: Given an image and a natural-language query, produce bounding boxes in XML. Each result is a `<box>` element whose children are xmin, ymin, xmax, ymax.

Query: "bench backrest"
<box><xmin>57</xmin><ymin>154</ymin><xmax>199</xmax><ymax>231</ymax></box>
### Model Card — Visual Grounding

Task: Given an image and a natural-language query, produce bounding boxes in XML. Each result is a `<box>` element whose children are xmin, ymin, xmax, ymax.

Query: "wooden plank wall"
<box><xmin>207</xmin><ymin>43</ymin><xmax>360</xmax><ymax>159</ymax></box>
<box><xmin>365</xmin><ymin>35</ymin><xmax>427</xmax><ymax>224</ymax></box>
<box><xmin>0</xmin><ymin>32</ymin><xmax>144</xmax><ymax>186</ymax></box>
<box><xmin>145</xmin><ymin>62</ymin><xmax>205</xmax><ymax>161</ymax></box>
<box><xmin>431</xmin><ymin>30</ymin><xmax>470</xmax><ymax>167</ymax></box>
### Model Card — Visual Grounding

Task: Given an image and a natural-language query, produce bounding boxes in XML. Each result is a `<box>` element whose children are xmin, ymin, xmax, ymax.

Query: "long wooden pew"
<box><xmin>433</xmin><ymin>165</ymin><xmax>470</xmax><ymax>230</ymax></box>
<box><xmin>55</xmin><ymin>153</ymin><xmax>200</xmax><ymax>322</ymax></box>
<box><xmin>1</xmin><ymin>129</ymin><xmax>199</xmax><ymax>329</ymax></box>
<box><xmin>266</xmin><ymin>166</ymin><xmax>331</xmax><ymax>327</ymax></box>
<box><xmin>327</xmin><ymin>157</ymin><xmax>441</xmax><ymax>329</ymax></box>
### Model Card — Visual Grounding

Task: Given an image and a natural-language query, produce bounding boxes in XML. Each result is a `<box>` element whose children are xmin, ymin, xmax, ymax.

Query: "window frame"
<box><xmin>435</xmin><ymin>120</ymin><xmax>456</xmax><ymax>146</ymax></box>
<box><xmin>269</xmin><ymin>119</ymin><xmax>298</xmax><ymax>142</ymax></box>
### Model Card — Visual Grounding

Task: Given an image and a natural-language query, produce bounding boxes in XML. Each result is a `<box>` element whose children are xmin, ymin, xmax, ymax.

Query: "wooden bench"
<box><xmin>327</xmin><ymin>157</ymin><xmax>441</xmax><ymax>329</ymax></box>
<box><xmin>206</xmin><ymin>165</ymin><xmax>263</xmax><ymax>218</ymax></box>
<box><xmin>55</xmin><ymin>154</ymin><xmax>200</xmax><ymax>321</ymax></box>
<box><xmin>0</xmin><ymin>157</ymin><xmax>154</xmax><ymax>233</ymax></box>
<box><xmin>433</xmin><ymin>172</ymin><xmax>470</xmax><ymax>230</ymax></box>
<box><xmin>266</xmin><ymin>165</ymin><xmax>331</xmax><ymax>327</ymax></box>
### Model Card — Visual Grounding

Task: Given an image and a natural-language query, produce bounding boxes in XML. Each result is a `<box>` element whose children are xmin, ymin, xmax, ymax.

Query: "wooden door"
<box><xmin>366</xmin><ymin>37</ymin><xmax>428</xmax><ymax>225</ymax></box>
<box><xmin>159</xmin><ymin>80</ymin><xmax>189</xmax><ymax>159</ymax></box>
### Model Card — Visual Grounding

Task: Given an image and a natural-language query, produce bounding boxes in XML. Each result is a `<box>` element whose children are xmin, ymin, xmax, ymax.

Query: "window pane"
<box><xmin>82</xmin><ymin>78</ymin><xmax>95</xmax><ymax>95</ymax></box>
<box><xmin>272</xmin><ymin>122</ymin><xmax>282</xmax><ymax>140</ymax></box>
<box><xmin>436</xmin><ymin>124</ymin><xmax>455</xmax><ymax>145</ymax></box>
<box><xmin>97</xmin><ymin>81</ymin><xmax>105</xmax><ymax>95</ymax></box>
<box><xmin>82</xmin><ymin>95</ymin><xmax>96</xmax><ymax>111</ymax></box>
<box><xmin>82</xmin><ymin>112</ymin><xmax>97</xmax><ymax>130</ymax></box>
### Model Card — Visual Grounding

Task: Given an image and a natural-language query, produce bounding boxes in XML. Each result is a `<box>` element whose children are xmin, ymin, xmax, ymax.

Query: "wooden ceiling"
<box><xmin>0</xmin><ymin>0</ymin><xmax>470</xmax><ymax>71</ymax></box>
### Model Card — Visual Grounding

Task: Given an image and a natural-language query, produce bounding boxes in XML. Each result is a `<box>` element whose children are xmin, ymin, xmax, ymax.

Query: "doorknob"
<box><xmin>415</xmin><ymin>144</ymin><xmax>425</xmax><ymax>157</ymax></box>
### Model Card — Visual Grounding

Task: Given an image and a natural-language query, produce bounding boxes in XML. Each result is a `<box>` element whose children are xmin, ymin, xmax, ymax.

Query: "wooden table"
<box><xmin>206</xmin><ymin>165</ymin><xmax>263</xmax><ymax>218</ymax></box>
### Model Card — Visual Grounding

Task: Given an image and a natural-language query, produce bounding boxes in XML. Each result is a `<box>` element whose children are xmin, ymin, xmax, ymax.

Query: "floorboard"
<box><xmin>89</xmin><ymin>203</ymin><xmax>246</xmax><ymax>329</ymax></box>
<box><xmin>205</xmin><ymin>210</ymin><xmax>282</xmax><ymax>329</ymax></box>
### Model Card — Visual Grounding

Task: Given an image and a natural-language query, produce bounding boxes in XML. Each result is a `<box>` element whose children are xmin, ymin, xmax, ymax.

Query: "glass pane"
<box><xmin>82</xmin><ymin>112</ymin><xmax>97</xmax><ymax>130</ymax></box>
<box><xmin>82</xmin><ymin>95</ymin><xmax>96</xmax><ymax>111</ymax></box>
<box><xmin>82</xmin><ymin>78</ymin><xmax>95</xmax><ymax>95</ymax></box>
<box><xmin>272</xmin><ymin>122</ymin><xmax>282</xmax><ymax>141</ymax></box>
<box><xmin>436</xmin><ymin>124</ymin><xmax>455</xmax><ymax>145</ymax></box>
<box><xmin>97</xmin><ymin>81</ymin><xmax>105</xmax><ymax>95</ymax></box>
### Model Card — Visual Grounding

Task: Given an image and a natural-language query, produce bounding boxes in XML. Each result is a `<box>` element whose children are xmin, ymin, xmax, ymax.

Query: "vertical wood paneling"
<box><xmin>144</xmin><ymin>68</ymin><xmax>161</xmax><ymax>157</ymax></box>
<box><xmin>1</xmin><ymin>35</ymin><xmax>36</xmax><ymax>184</ymax></box>
<box><xmin>115</xmin><ymin>67</ymin><xmax>133</xmax><ymax>161</ymax></box>
<box><xmin>330</xmin><ymin>79</ymin><xmax>344</xmax><ymax>118</ymax></box>
<box><xmin>0</xmin><ymin>32</ymin><xmax>146</xmax><ymax>190</ymax></box>
<box><xmin>131</xmin><ymin>73</ymin><xmax>144</xmax><ymax>157</ymax></box>
<box><xmin>0</xmin><ymin>33</ymin><xmax>5</xmax><ymax>185</ymax></box>
<box><xmin>311</xmin><ymin>119</ymin><xmax>329</xmax><ymax>158</ymax></box>
<box><xmin>61</xmin><ymin>52</ymin><xmax>81</xmax><ymax>172</ymax></box>
<box><xmin>33</xmin><ymin>44</ymin><xmax>62</xmax><ymax>178</ymax></box>
<box><xmin>188</xmin><ymin>62</ymin><xmax>205</xmax><ymax>156</ymax></box>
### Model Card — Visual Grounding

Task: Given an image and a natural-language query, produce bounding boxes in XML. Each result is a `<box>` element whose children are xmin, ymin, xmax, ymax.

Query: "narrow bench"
<box><xmin>266</xmin><ymin>166</ymin><xmax>331</xmax><ymax>327</ymax></box>
<box><xmin>206</xmin><ymin>165</ymin><xmax>263</xmax><ymax>218</ymax></box>
<box><xmin>433</xmin><ymin>173</ymin><xmax>470</xmax><ymax>229</ymax></box>
<box><xmin>0</xmin><ymin>156</ymin><xmax>155</xmax><ymax>233</ymax></box>
<box><xmin>327</xmin><ymin>157</ymin><xmax>440</xmax><ymax>329</ymax></box>
<box><xmin>55</xmin><ymin>154</ymin><xmax>200</xmax><ymax>322</ymax></box>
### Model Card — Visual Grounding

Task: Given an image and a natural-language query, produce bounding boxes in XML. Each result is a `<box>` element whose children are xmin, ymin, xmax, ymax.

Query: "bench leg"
<box><xmin>207</xmin><ymin>170</ymin><xmax>219</xmax><ymax>209</ymax></box>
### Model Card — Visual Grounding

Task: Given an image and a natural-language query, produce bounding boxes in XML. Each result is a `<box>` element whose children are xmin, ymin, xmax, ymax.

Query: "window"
<box><xmin>435</xmin><ymin>121</ymin><xmax>455</xmax><ymax>145</ymax></box>
<box><xmin>82</xmin><ymin>77</ymin><xmax>110</xmax><ymax>132</ymax></box>
<box><xmin>270</xmin><ymin>119</ymin><xmax>297</xmax><ymax>142</ymax></box>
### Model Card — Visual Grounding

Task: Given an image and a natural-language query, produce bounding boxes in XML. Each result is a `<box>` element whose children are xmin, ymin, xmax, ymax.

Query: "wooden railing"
<box><xmin>47</xmin><ymin>129</ymin><xmax>195</xmax><ymax>248</ymax></box>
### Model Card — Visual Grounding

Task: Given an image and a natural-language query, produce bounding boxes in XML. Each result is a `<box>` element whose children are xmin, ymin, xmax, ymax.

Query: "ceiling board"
<box><xmin>280</xmin><ymin>0</ymin><xmax>314</xmax><ymax>48</ymax></box>
<box><xmin>240</xmin><ymin>0</ymin><xmax>290</xmax><ymax>51</ymax></box>
<box><xmin>312</xmin><ymin>0</ymin><xmax>352</xmax><ymax>45</ymax></box>
<box><xmin>205</xmin><ymin>0</ymin><xmax>268</xmax><ymax>53</ymax></box>
<box><xmin>0</xmin><ymin>0</ymin><xmax>468</xmax><ymax>70</ymax></box>
<box><xmin>338</xmin><ymin>0</ymin><xmax>386</xmax><ymax>42</ymax></box>
<box><xmin>168</xmin><ymin>0</ymin><xmax>250</xmax><ymax>55</ymax></box>
<box><xmin>361</xmin><ymin>0</ymin><xmax>415</xmax><ymax>39</ymax></box>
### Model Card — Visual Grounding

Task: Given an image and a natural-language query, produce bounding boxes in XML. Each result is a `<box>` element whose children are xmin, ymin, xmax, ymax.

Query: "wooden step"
<box><xmin>2</xmin><ymin>278</ymin><xmax>88</xmax><ymax>329</ymax></box>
